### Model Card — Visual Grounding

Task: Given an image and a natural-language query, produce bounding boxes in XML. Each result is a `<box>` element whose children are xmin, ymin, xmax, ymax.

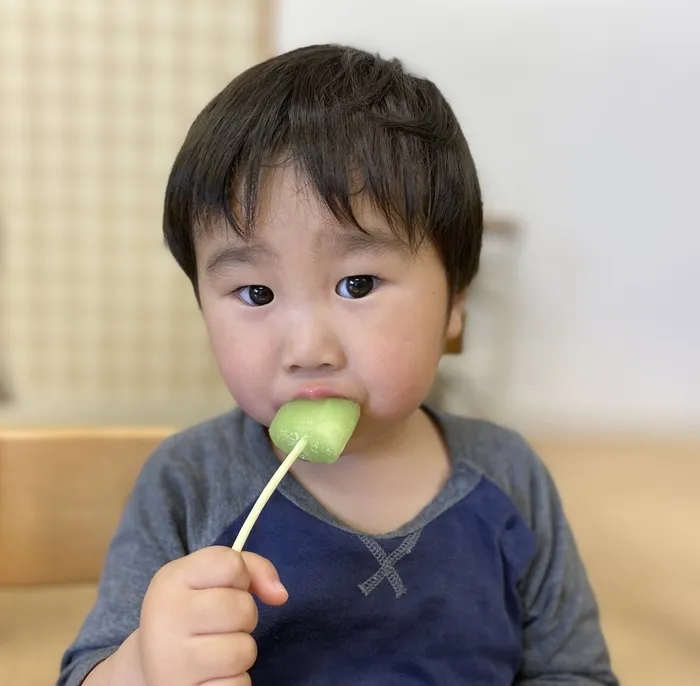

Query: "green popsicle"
<box><xmin>232</xmin><ymin>398</ymin><xmax>361</xmax><ymax>551</ymax></box>
<box><xmin>269</xmin><ymin>398</ymin><xmax>361</xmax><ymax>463</ymax></box>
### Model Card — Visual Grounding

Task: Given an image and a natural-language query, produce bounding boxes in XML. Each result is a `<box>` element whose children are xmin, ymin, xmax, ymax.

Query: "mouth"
<box><xmin>292</xmin><ymin>387</ymin><xmax>346</xmax><ymax>401</ymax></box>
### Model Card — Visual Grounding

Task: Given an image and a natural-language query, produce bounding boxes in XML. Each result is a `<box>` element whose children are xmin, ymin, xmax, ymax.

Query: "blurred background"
<box><xmin>1</xmin><ymin>0</ymin><xmax>698</xmax><ymax>435</ymax></box>
<box><xmin>0</xmin><ymin>1</ymin><xmax>698</xmax><ymax>685</ymax></box>
<box><xmin>0</xmin><ymin>0</ymin><xmax>263</xmax><ymax>427</ymax></box>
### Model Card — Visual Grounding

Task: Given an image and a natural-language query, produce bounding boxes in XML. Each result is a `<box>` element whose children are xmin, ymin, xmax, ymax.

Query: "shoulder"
<box><xmin>157</xmin><ymin>407</ymin><xmax>248</xmax><ymax>457</ymax></box>
<box><xmin>135</xmin><ymin>409</ymin><xmax>241</xmax><ymax>490</ymax></box>
<box><xmin>130</xmin><ymin>408</ymin><xmax>275</xmax><ymax>549</ymax></box>
<box><xmin>436</xmin><ymin>410</ymin><xmax>560</xmax><ymax>531</ymax></box>
<box><xmin>146</xmin><ymin>407</ymin><xmax>270</xmax><ymax>476</ymax></box>
<box><xmin>435</xmin><ymin>411</ymin><xmax>573</xmax><ymax>582</ymax></box>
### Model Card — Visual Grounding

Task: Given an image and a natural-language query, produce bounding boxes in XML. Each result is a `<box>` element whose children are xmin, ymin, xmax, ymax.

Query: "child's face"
<box><xmin>195</xmin><ymin>165</ymin><xmax>463</xmax><ymax>448</ymax></box>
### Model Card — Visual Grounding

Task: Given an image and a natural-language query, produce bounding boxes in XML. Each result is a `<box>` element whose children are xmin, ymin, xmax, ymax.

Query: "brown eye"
<box><xmin>336</xmin><ymin>275</ymin><xmax>379</xmax><ymax>299</ymax></box>
<box><xmin>238</xmin><ymin>285</ymin><xmax>274</xmax><ymax>306</ymax></box>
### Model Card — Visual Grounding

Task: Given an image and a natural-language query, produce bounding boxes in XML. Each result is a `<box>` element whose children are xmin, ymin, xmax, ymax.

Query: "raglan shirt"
<box><xmin>58</xmin><ymin>408</ymin><xmax>618</xmax><ymax>685</ymax></box>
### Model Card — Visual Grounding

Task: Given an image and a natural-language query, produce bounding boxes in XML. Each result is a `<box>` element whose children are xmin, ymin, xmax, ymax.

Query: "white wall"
<box><xmin>275</xmin><ymin>0</ymin><xmax>700</xmax><ymax>435</ymax></box>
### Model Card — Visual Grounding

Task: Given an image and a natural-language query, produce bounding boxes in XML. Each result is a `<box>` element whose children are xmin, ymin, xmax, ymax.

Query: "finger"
<box><xmin>185</xmin><ymin>633</ymin><xmax>257</xmax><ymax>682</ymax></box>
<box><xmin>182</xmin><ymin>546</ymin><xmax>251</xmax><ymax>591</ymax></box>
<box><xmin>189</xmin><ymin>588</ymin><xmax>258</xmax><ymax>635</ymax></box>
<box><xmin>242</xmin><ymin>552</ymin><xmax>289</xmax><ymax>606</ymax></box>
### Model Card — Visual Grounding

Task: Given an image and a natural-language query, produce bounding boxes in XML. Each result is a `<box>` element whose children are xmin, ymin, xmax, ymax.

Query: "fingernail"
<box><xmin>274</xmin><ymin>581</ymin><xmax>288</xmax><ymax>595</ymax></box>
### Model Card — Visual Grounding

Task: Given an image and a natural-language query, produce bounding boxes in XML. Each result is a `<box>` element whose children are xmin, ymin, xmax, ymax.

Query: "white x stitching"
<box><xmin>357</xmin><ymin>530</ymin><xmax>421</xmax><ymax>598</ymax></box>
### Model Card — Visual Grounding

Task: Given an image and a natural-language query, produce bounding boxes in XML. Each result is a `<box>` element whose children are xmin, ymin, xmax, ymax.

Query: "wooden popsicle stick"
<box><xmin>232</xmin><ymin>438</ymin><xmax>308</xmax><ymax>552</ymax></box>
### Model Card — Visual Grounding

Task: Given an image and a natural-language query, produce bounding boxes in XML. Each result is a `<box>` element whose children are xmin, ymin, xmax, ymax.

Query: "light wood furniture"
<box><xmin>1</xmin><ymin>429</ymin><xmax>698</xmax><ymax>684</ymax></box>
<box><xmin>531</xmin><ymin>437</ymin><xmax>700</xmax><ymax>686</ymax></box>
<box><xmin>0</xmin><ymin>428</ymin><xmax>168</xmax><ymax>585</ymax></box>
<box><xmin>0</xmin><ymin>429</ymin><xmax>167</xmax><ymax>685</ymax></box>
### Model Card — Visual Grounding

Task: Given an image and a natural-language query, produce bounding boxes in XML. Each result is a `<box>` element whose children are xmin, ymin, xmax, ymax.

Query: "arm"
<box><xmin>514</xmin><ymin>452</ymin><xmax>619</xmax><ymax>685</ymax></box>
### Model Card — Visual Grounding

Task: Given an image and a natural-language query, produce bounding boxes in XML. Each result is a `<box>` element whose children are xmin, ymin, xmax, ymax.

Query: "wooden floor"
<box><xmin>1</xmin><ymin>437</ymin><xmax>699</xmax><ymax>684</ymax></box>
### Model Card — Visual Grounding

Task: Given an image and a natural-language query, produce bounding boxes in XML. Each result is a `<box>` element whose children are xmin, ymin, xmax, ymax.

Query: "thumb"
<box><xmin>241</xmin><ymin>551</ymin><xmax>289</xmax><ymax>606</ymax></box>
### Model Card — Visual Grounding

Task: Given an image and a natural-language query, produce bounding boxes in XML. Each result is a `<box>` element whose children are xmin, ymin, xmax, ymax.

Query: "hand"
<box><xmin>139</xmin><ymin>545</ymin><xmax>288</xmax><ymax>686</ymax></box>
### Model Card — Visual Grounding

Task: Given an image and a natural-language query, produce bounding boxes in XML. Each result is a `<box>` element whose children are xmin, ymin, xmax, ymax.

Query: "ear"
<box><xmin>446</xmin><ymin>289</ymin><xmax>467</xmax><ymax>342</ymax></box>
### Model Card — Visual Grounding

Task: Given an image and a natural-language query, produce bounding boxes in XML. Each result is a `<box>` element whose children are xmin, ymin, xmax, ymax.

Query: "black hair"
<box><xmin>163</xmin><ymin>44</ymin><xmax>483</xmax><ymax>299</ymax></box>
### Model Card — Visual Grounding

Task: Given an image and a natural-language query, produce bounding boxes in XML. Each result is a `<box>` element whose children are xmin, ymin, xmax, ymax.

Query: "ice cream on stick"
<box><xmin>232</xmin><ymin>398</ymin><xmax>360</xmax><ymax>552</ymax></box>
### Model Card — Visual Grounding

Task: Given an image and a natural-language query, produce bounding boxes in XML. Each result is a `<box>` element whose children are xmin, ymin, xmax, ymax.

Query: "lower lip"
<box><xmin>293</xmin><ymin>389</ymin><xmax>344</xmax><ymax>400</ymax></box>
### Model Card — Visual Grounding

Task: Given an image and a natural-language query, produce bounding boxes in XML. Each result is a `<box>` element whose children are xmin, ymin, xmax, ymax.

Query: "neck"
<box><xmin>284</xmin><ymin>408</ymin><xmax>452</xmax><ymax>534</ymax></box>
<box><xmin>278</xmin><ymin>407</ymin><xmax>435</xmax><ymax>472</ymax></box>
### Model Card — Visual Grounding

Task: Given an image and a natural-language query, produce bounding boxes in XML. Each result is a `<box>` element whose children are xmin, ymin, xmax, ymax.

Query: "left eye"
<box><xmin>335</xmin><ymin>275</ymin><xmax>380</xmax><ymax>299</ymax></box>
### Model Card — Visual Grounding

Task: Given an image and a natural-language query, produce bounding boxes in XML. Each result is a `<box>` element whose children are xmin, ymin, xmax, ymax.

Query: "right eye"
<box><xmin>235</xmin><ymin>285</ymin><xmax>274</xmax><ymax>306</ymax></box>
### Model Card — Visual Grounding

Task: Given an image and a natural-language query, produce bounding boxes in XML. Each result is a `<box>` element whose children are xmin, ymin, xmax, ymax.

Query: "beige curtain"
<box><xmin>0</xmin><ymin>1</ymin><xmax>269</xmax><ymax>426</ymax></box>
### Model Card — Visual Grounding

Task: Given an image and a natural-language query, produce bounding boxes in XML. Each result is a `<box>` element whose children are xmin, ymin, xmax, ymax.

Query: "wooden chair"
<box><xmin>0</xmin><ymin>428</ymin><xmax>170</xmax><ymax>685</ymax></box>
<box><xmin>530</xmin><ymin>437</ymin><xmax>700</xmax><ymax>686</ymax></box>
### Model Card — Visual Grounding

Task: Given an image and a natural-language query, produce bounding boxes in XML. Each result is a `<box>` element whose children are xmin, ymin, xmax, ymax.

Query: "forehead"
<box><xmin>195</xmin><ymin>164</ymin><xmax>410</xmax><ymax>257</ymax></box>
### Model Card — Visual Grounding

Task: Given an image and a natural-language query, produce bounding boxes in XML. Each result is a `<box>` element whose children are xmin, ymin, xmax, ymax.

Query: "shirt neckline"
<box><xmin>241</xmin><ymin>405</ymin><xmax>483</xmax><ymax>539</ymax></box>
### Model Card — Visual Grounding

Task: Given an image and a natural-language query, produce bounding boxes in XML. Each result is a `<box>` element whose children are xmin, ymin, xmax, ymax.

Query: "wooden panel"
<box><xmin>0</xmin><ymin>429</ymin><xmax>170</xmax><ymax>585</ymax></box>
<box><xmin>532</xmin><ymin>438</ymin><xmax>700</xmax><ymax>686</ymax></box>
<box><xmin>0</xmin><ymin>583</ymin><xmax>97</xmax><ymax>685</ymax></box>
<box><xmin>443</xmin><ymin>332</ymin><xmax>463</xmax><ymax>354</ymax></box>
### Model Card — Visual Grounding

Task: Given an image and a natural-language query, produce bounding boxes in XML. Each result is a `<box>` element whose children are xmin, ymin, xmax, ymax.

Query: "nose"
<box><xmin>281</xmin><ymin>308</ymin><xmax>346</xmax><ymax>373</ymax></box>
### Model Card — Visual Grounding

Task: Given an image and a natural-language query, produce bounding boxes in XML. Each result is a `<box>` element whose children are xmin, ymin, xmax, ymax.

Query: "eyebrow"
<box><xmin>204</xmin><ymin>244</ymin><xmax>276</xmax><ymax>275</ymax></box>
<box><xmin>324</xmin><ymin>230</ymin><xmax>407</xmax><ymax>258</ymax></box>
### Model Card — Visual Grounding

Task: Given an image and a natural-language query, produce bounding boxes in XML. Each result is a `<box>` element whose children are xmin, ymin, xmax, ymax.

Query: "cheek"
<box><xmin>357</xmin><ymin>300</ymin><xmax>446</xmax><ymax>416</ymax></box>
<box><xmin>202</xmin><ymin>304</ymin><xmax>274</xmax><ymax>420</ymax></box>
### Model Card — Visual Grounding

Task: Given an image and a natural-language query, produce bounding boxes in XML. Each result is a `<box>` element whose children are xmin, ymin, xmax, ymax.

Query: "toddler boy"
<box><xmin>59</xmin><ymin>44</ymin><xmax>617</xmax><ymax>686</ymax></box>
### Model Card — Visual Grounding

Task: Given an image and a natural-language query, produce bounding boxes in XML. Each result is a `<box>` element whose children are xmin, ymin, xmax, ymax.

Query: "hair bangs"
<box><xmin>163</xmin><ymin>44</ymin><xmax>482</xmax><ymax>299</ymax></box>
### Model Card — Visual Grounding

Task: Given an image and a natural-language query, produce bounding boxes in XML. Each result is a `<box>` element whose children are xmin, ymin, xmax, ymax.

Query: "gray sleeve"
<box><xmin>513</xmin><ymin>441</ymin><xmax>619</xmax><ymax>685</ymax></box>
<box><xmin>57</xmin><ymin>439</ymin><xmax>195</xmax><ymax>686</ymax></box>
